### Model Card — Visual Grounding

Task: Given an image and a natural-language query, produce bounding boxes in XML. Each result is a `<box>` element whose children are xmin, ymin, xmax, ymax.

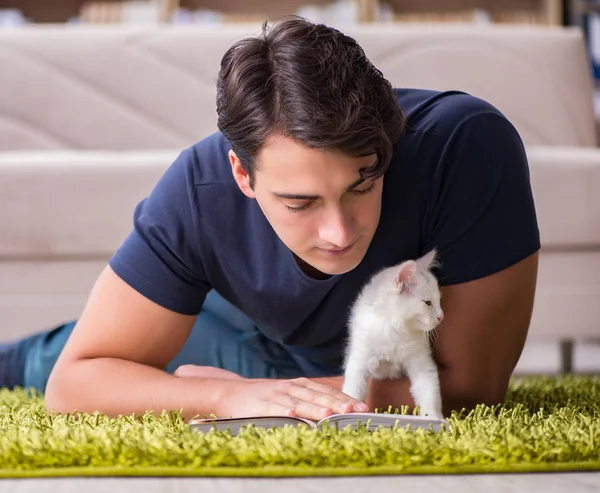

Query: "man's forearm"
<box><xmin>315</xmin><ymin>368</ymin><xmax>476</xmax><ymax>417</ymax></box>
<box><xmin>365</xmin><ymin>368</ymin><xmax>489</xmax><ymax>416</ymax></box>
<box><xmin>45</xmin><ymin>358</ymin><xmax>238</xmax><ymax>420</ymax></box>
<box><xmin>365</xmin><ymin>375</ymin><xmax>415</xmax><ymax>412</ymax></box>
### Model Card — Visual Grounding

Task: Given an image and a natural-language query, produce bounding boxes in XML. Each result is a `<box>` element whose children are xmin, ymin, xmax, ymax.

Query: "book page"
<box><xmin>188</xmin><ymin>413</ymin><xmax>450</xmax><ymax>434</ymax></box>
<box><xmin>317</xmin><ymin>413</ymin><xmax>450</xmax><ymax>432</ymax></box>
<box><xmin>189</xmin><ymin>415</ymin><xmax>316</xmax><ymax>434</ymax></box>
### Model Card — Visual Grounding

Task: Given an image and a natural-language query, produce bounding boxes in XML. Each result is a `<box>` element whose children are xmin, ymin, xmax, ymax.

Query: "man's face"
<box><xmin>230</xmin><ymin>135</ymin><xmax>383</xmax><ymax>278</ymax></box>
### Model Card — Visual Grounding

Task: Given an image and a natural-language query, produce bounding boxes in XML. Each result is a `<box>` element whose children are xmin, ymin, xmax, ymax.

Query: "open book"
<box><xmin>190</xmin><ymin>412</ymin><xmax>450</xmax><ymax>435</ymax></box>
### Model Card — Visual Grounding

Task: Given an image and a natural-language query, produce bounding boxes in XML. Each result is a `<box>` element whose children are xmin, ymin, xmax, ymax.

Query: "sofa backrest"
<box><xmin>0</xmin><ymin>22</ymin><xmax>596</xmax><ymax>151</ymax></box>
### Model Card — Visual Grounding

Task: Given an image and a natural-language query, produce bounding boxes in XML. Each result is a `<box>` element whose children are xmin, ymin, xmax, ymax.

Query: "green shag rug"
<box><xmin>0</xmin><ymin>375</ymin><xmax>599</xmax><ymax>478</ymax></box>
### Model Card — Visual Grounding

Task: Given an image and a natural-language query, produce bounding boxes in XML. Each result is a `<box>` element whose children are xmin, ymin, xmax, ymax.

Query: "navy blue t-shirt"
<box><xmin>109</xmin><ymin>88</ymin><xmax>540</xmax><ymax>373</ymax></box>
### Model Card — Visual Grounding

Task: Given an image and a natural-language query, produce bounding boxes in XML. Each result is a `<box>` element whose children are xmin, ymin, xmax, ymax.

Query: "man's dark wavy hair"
<box><xmin>216</xmin><ymin>17</ymin><xmax>405</xmax><ymax>187</ymax></box>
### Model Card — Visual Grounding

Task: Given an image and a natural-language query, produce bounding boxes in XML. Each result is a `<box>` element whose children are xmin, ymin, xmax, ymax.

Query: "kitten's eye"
<box><xmin>423</xmin><ymin>300</ymin><xmax>433</xmax><ymax>307</ymax></box>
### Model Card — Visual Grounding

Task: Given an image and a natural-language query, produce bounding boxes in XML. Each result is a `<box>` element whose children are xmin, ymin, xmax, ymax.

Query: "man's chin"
<box><xmin>304</xmin><ymin>254</ymin><xmax>364</xmax><ymax>277</ymax></box>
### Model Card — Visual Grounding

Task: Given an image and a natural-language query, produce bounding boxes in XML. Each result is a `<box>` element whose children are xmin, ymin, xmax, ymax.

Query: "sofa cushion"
<box><xmin>527</xmin><ymin>146</ymin><xmax>600</xmax><ymax>247</ymax></box>
<box><xmin>0</xmin><ymin>150</ymin><xmax>174</xmax><ymax>257</ymax></box>
<box><xmin>1</xmin><ymin>145</ymin><xmax>599</xmax><ymax>259</ymax></box>
<box><xmin>0</xmin><ymin>24</ymin><xmax>596</xmax><ymax>151</ymax></box>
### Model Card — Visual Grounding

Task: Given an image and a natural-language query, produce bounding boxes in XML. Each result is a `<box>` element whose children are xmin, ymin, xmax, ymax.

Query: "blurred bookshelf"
<box><xmin>568</xmin><ymin>0</ymin><xmax>600</xmax><ymax>124</ymax></box>
<box><xmin>570</xmin><ymin>0</ymin><xmax>600</xmax><ymax>81</ymax></box>
<box><xmin>0</xmin><ymin>0</ymin><xmax>565</xmax><ymax>25</ymax></box>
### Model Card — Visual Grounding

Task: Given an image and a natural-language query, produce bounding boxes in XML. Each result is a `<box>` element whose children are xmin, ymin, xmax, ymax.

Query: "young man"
<box><xmin>1</xmin><ymin>17</ymin><xmax>540</xmax><ymax>421</ymax></box>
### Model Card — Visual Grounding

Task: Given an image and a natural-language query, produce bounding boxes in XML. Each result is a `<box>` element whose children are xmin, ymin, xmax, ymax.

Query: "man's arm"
<box><xmin>46</xmin><ymin>265</ymin><xmax>367</xmax><ymax>420</ymax></box>
<box><xmin>308</xmin><ymin>250</ymin><xmax>537</xmax><ymax>414</ymax></box>
<box><xmin>362</xmin><ymin>251</ymin><xmax>538</xmax><ymax>415</ymax></box>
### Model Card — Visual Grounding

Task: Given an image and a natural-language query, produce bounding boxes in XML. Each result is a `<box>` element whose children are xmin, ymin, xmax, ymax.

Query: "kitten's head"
<box><xmin>391</xmin><ymin>249</ymin><xmax>443</xmax><ymax>332</ymax></box>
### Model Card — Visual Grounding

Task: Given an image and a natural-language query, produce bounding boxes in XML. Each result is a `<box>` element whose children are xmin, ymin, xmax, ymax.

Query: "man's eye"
<box><xmin>350</xmin><ymin>182</ymin><xmax>376</xmax><ymax>196</ymax></box>
<box><xmin>285</xmin><ymin>202</ymin><xmax>312</xmax><ymax>213</ymax></box>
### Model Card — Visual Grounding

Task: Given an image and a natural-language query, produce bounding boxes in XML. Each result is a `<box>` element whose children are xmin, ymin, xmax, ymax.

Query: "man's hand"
<box><xmin>213</xmin><ymin>377</ymin><xmax>368</xmax><ymax>420</ymax></box>
<box><xmin>367</xmin><ymin>251</ymin><xmax>539</xmax><ymax>416</ymax></box>
<box><xmin>174</xmin><ymin>365</ymin><xmax>367</xmax><ymax>419</ymax></box>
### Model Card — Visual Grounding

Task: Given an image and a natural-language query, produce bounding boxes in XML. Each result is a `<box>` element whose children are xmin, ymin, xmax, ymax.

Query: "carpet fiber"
<box><xmin>0</xmin><ymin>375</ymin><xmax>599</xmax><ymax>478</ymax></box>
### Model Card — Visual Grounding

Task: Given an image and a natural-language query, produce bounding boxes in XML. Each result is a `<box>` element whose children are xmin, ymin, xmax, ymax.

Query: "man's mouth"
<box><xmin>317</xmin><ymin>240</ymin><xmax>357</xmax><ymax>256</ymax></box>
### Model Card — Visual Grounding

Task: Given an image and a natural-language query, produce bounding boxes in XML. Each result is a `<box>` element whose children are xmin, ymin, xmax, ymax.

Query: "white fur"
<box><xmin>341</xmin><ymin>249</ymin><xmax>445</xmax><ymax>419</ymax></box>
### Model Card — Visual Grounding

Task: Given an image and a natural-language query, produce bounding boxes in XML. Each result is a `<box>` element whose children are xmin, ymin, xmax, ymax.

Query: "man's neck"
<box><xmin>293</xmin><ymin>254</ymin><xmax>331</xmax><ymax>281</ymax></box>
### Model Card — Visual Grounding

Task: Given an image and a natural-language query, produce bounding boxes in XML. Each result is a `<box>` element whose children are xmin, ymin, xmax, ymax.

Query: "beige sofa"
<box><xmin>1</xmin><ymin>23</ymin><xmax>599</xmax><ymax>370</ymax></box>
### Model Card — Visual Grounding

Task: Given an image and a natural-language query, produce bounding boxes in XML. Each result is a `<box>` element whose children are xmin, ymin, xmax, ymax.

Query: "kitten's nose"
<box><xmin>437</xmin><ymin>314</ymin><xmax>444</xmax><ymax>323</ymax></box>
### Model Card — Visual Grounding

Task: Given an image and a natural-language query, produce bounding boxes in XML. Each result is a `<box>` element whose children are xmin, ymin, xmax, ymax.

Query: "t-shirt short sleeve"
<box><xmin>422</xmin><ymin>109</ymin><xmax>541</xmax><ymax>286</ymax></box>
<box><xmin>109</xmin><ymin>149</ymin><xmax>211</xmax><ymax>315</ymax></box>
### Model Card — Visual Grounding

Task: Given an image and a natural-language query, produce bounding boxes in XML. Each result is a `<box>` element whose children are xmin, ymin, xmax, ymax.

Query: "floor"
<box><xmin>514</xmin><ymin>339</ymin><xmax>600</xmax><ymax>375</ymax></box>
<box><xmin>1</xmin><ymin>473</ymin><xmax>599</xmax><ymax>492</ymax></box>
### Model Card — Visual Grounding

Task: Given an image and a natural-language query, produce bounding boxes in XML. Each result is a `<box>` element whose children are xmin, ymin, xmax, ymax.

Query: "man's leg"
<box><xmin>164</xmin><ymin>289</ymin><xmax>305</xmax><ymax>379</ymax></box>
<box><xmin>0</xmin><ymin>324</ymin><xmax>72</xmax><ymax>393</ymax></box>
<box><xmin>23</xmin><ymin>322</ymin><xmax>77</xmax><ymax>393</ymax></box>
<box><xmin>0</xmin><ymin>290</ymin><xmax>304</xmax><ymax>393</ymax></box>
<box><xmin>162</xmin><ymin>290</ymin><xmax>285</xmax><ymax>378</ymax></box>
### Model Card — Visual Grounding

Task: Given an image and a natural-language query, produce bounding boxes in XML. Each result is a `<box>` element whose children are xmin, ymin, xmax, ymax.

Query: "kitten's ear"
<box><xmin>395</xmin><ymin>260</ymin><xmax>417</xmax><ymax>293</ymax></box>
<box><xmin>416</xmin><ymin>248</ymin><xmax>438</xmax><ymax>271</ymax></box>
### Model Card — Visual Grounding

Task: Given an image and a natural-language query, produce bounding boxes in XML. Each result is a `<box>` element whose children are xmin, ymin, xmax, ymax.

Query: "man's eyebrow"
<box><xmin>272</xmin><ymin>177</ymin><xmax>366</xmax><ymax>200</ymax></box>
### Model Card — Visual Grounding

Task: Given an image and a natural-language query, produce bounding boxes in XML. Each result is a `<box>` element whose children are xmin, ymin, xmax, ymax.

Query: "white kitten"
<box><xmin>341</xmin><ymin>249</ymin><xmax>445</xmax><ymax>419</ymax></box>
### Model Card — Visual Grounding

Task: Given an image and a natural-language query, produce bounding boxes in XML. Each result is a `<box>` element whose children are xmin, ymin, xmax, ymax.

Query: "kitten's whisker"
<box><xmin>423</xmin><ymin>330</ymin><xmax>431</xmax><ymax>347</ymax></box>
<box><xmin>430</xmin><ymin>328</ymin><xmax>440</xmax><ymax>349</ymax></box>
<box><xmin>423</xmin><ymin>328</ymin><xmax>433</xmax><ymax>348</ymax></box>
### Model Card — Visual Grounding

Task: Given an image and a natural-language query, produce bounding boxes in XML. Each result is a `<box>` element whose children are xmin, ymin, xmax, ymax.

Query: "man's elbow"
<box><xmin>44</xmin><ymin>363</ymin><xmax>73</xmax><ymax>415</ymax></box>
<box><xmin>443</xmin><ymin>369</ymin><xmax>509</xmax><ymax>415</ymax></box>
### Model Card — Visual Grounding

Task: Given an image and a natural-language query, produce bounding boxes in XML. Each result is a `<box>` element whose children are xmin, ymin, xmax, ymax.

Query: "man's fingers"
<box><xmin>295</xmin><ymin>378</ymin><xmax>367</xmax><ymax>410</ymax></box>
<box><xmin>273</xmin><ymin>394</ymin><xmax>334</xmax><ymax>421</ymax></box>
<box><xmin>285</xmin><ymin>378</ymin><xmax>367</xmax><ymax>413</ymax></box>
<box><xmin>226</xmin><ymin>378</ymin><xmax>369</xmax><ymax>422</ymax></box>
<box><xmin>262</xmin><ymin>400</ymin><xmax>298</xmax><ymax>417</ymax></box>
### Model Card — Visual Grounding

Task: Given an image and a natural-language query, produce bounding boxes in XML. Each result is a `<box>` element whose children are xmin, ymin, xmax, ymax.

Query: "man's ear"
<box><xmin>229</xmin><ymin>150</ymin><xmax>255</xmax><ymax>199</ymax></box>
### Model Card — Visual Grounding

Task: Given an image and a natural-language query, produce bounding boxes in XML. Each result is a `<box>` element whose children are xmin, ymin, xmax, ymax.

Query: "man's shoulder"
<box><xmin>182</xmin><ymin>131</ymin><xmax>236</xmax><ymax>187</ymax></box>
<box><xmin>394</xmin><ymin>88</ymin><xmax>508</xmax><ymax>141</ymax></box>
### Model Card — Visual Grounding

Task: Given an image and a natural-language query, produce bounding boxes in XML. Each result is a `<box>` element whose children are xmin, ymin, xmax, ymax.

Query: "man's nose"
<box><xmin>318</xmin><ymin>209</ymin><xmax>354</xmax><ymax>247</ymax></box>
